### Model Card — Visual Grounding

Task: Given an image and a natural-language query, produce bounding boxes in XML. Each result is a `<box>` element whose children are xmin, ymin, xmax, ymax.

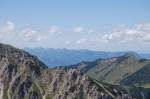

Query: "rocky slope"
<box><xmin>0</xmin><ymin>43</ymin><xmax>150</xmax><ymax>99</ymax></box>
<box><xmin>0</xmin><ymin>43</ymin><xmax>47</xmax><ymax>99</ymax></box>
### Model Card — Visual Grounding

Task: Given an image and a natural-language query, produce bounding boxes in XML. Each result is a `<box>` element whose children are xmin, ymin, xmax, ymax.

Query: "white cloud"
<box><xmin>73</xmin><ymin>26</ymin><xmax>83</xmax><ymax>33</ymax></box>
<box><xmin>22</xmin><ymin>28</ymin><xmax>47</xmax><ymax>42</ymax></box>
<box><xmin>48</xmin><ymin>25</ymin><xmax>60</xmax><ymax>34</ymax></box>
<box><xmin>1</xmin><ymin>21</ymin><xmax>15</xmax><ymax>34</ymax></box>
<box><xmin>0</xmin><ymin>21</ymin><xmax>15</xmax><ymax>40</ymax></box>
<box><xmin>100</xmin><ymin>23</ymin><xmax>150</xmax><ymax>44</ymax></box>
<box><xmin>64</xmin><ymin>41</ymin><xmax>71</xmax><ymax>45</ymax></box>
<box><xmin>76</xmin><ymin>38</ymin><xmax>87</xmax><ymax>44</ymax></box>
<box><xmin>87</xmin><ymin>29</ymin><xmax>94</xmax><ymax>34</ymax></box>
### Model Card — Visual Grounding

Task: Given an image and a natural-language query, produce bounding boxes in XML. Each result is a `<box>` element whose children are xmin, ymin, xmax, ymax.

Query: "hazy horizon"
<box><xmin>0</xmin><ymin>0</ymin><xmax>150</xmax><ymax>52</ymax></box>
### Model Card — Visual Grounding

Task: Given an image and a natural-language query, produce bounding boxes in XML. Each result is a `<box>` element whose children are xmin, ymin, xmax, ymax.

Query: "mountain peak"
<box><xmin>0</xmin><ymin>43</ymin><xmax>47</xmax><ymax>69</ymax></box>
<box><xmin>122</xmin><ymin>52</ymin><xmax>139</xmax><ymax>60</ymax></box>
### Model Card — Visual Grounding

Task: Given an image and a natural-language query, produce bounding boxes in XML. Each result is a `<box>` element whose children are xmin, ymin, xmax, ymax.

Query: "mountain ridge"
<box><xmin>67</xmin><ymin>53</ymin><xmax>150</xmax><ymax>86</ymax></box>
<box><xmin>0</xmin><ymin>43</ymin><xmax>150</xmax><ymax>99</ymax></box>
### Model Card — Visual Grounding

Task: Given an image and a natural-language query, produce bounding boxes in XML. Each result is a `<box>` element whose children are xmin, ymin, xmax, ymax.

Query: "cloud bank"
<box><xmin>0</xmin><ymin>21</ymin><xmax>150</xmax><ymax>52</ymax></box>
<box><xmin>101</xmin><ymin>23</ymin><xmax>150</xmax><ymax>43</ymax></box>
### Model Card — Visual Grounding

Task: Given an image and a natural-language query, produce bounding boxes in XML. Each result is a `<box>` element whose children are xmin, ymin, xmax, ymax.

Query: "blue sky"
<box><xmin>1</xmin><ymin>0</ymin><xmax>150</xmax><ymax>27</ymax></box>
<box><xmin>0</xmin><ymin>0</ymin><xmax>150</xmax><ymax>52</ymax></box>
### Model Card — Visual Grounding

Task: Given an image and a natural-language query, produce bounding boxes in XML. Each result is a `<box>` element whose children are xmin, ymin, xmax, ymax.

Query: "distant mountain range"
<box><xmin>24</xmin><ymin>48</ymin><xmax>150</xmax><ymax>67</ymax></box>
